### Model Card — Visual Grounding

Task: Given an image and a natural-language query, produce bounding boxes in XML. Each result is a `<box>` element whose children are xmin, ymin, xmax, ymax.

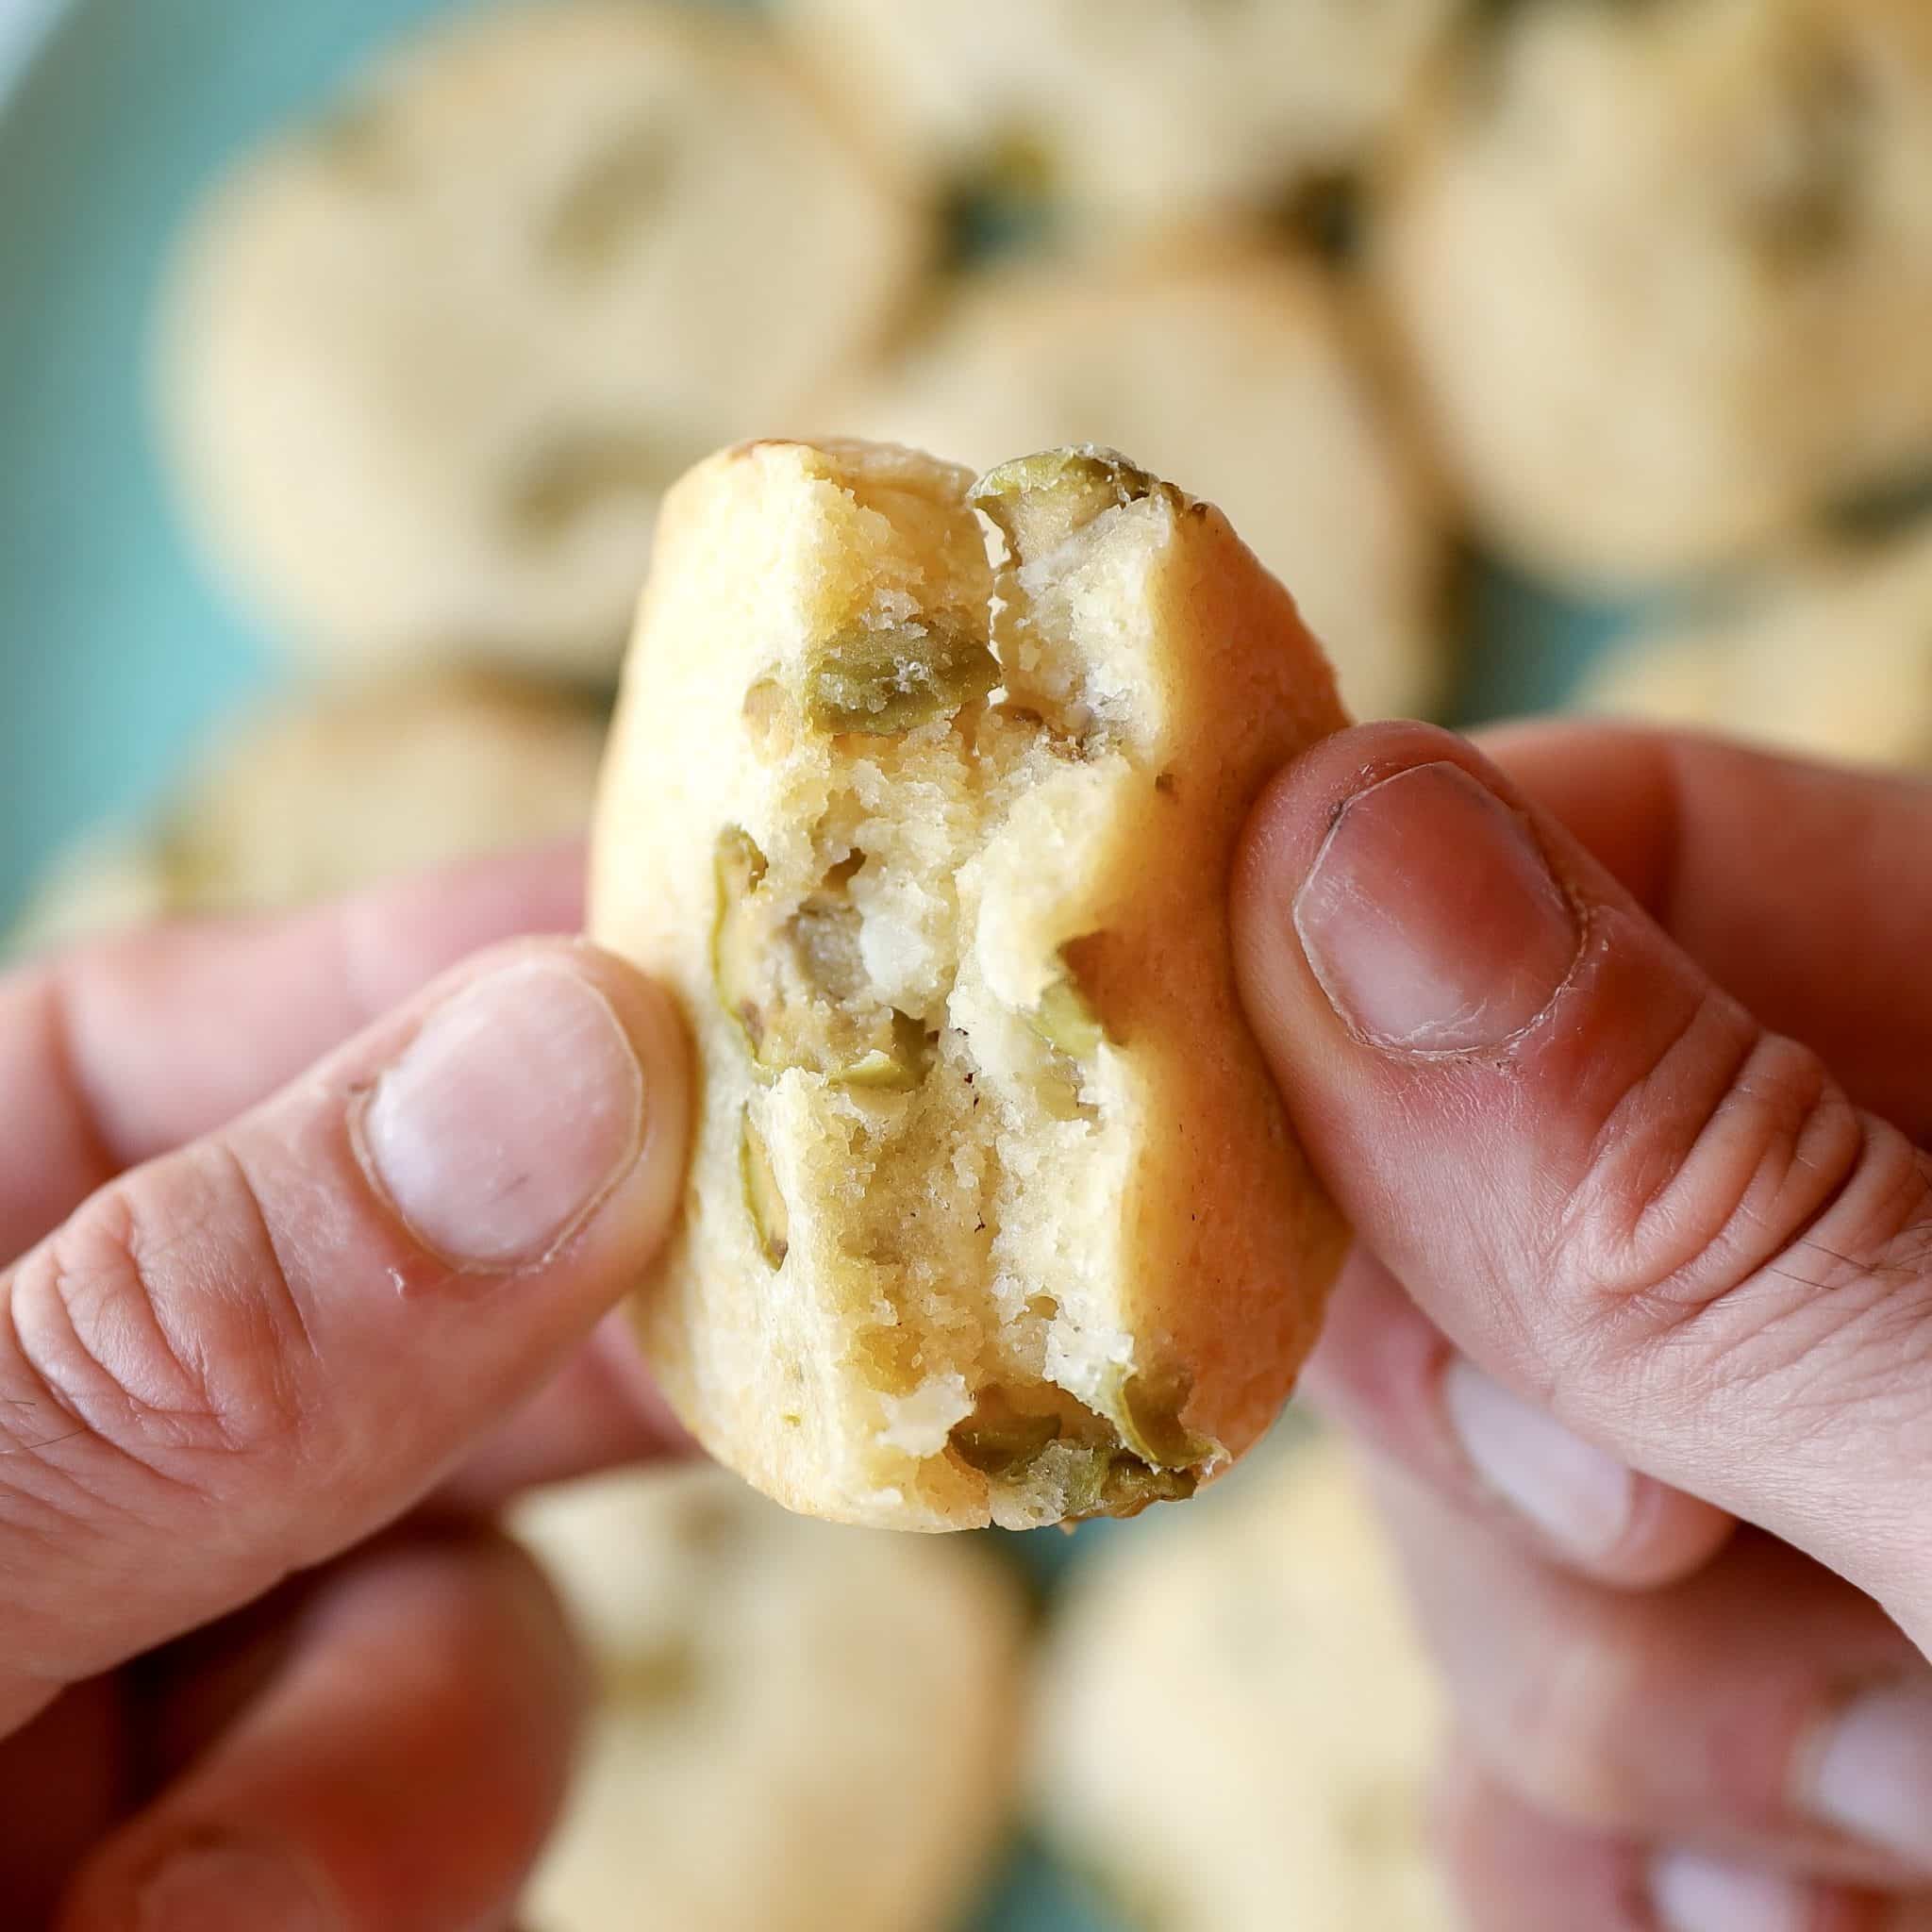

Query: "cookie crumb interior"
<box><xmin>713</xmin><ymin>442</ymin><xmax>1219</xmax><ymax>1526</ymax></box>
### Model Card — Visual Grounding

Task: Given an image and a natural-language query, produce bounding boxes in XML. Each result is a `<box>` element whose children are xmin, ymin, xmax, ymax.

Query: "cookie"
<box><xmin>1580</xmin><ymin>527</ymin><xmax>1932</xmax><ymax>770</ymax></box>
<box><xmin>590</xmin><ymin>437</ymin><xmax>1350</xmax><ymax>1532</ymax></box>
<box><xmin>779</xmin><ymin>0</ymin><xmax>1458</xmax><ymax>234</ymax></box>
<box><xmin>7</xmin><ymin>671</ymin><xmax>605</xmax><ymax>952</ymax></box>
<box><xmin>510</xmin><ymin>1466</ymin><xmax>1023</xmax><ymax>1932</ymax></box>
<box><xmin>158</xmin><ymin>0</ymin><xmax>925</xmax><ymax>682</ymax></box>
<box><xmin>1036</xmin><ymin>1436</ymin><xmax>1454</xmax><ymax>1932</ymax></box>
<box><xmin>1379</xmin><ymin>0</ymin><xmax>1932</xmax><ymax>585</ymax></box>
<box><xmin>836</xmin><ymin>246</ymin><xmax>1451</xmax><ymax>721</ymax></box>
<box><xmin>5</xmin><ymin>834</ymin><xmax>173</xmax><ymax>960</ymax></box>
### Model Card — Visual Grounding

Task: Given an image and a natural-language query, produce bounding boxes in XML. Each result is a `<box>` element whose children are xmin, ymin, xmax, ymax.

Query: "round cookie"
<box><xmin>1379</xmin><ymin>0</ymin><xmax>1932</xmax><ymax>587</ymax></box>
<box><xmin>779</xmin><ymin>0</ymin><xmax>1459</xmax><ymax>234</ymax></box>
<box><xmin>158</xmin><ymin>0</ymin><xmax>926</xmax><ymax>682</ymax></box>
<box><xmin>5</xmin><ymin>834</ymin><xmax>173</xmax><ymax>960</ymax></box>
<box><xmin>835</xmin><ymin>247</ymin><xmax>1451</xmax><ymax>721</ymax></box>
<box><xmin>591</xmin><ymin>438</ymin><xmax>1350</xmax><ymax>1531</ymax></box>
<box><xmin>159</xmin><ymin>670</ymin><xmax>607</xmax><ymax>913</ymax></box>
<box><xmin>510</xmin><ymin>1466</ymin><xmax>1023</xmax><ymax>1932</ymax></box>
<box><xmin>1580</xmin><ymin>526</ymin><xmax>1932</xmax><ymax>770</ymax></box>
<box><xmin>1035</xmin><ymin>1437</ymin><xmax>1454</xmax><ymax>1932</ymax></box>
<box><xmin>6</xmin><ymin>671</ymin><xmax>605</xmax><ymax>953</ymax></box>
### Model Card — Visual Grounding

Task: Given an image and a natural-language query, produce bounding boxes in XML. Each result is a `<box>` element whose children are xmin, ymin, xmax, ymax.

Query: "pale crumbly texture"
<box><xmin>778</xmin><ymin>0</ymin><xmax>1459</xmax><ymax>232</ymax></box>
<box><xmin>591</xmin><ymin>438</ymin><xmax>1350</xmax><ymax>1531</ymax></box>
<box><xmin>511</xmin><ymin>1466</ymin><xmax>1023</xmax><ymax>1932</ymax></box>
<box><xmin>831</xmin><ymin>246</ymin><xmax>1450</xmax><ymax>722</ymax></box>
<box><xmin>1035</xmin><ymin>1435</ymin><xmax>1454</xmax><ymax>1932</ymax></box>
<box><xmin>1581</xmin><ymin>524</ymin><xmax>1932</xmax><ymax>771</ymax></box>
<box><xmin>1378</xmin><ymin>0</ymin><xmax>1932</xmax><ymax>586</ymax></box>
<box><xmin>157</xmin><ymin>0</ymin><xmax>924</xmax><ymax>682</ymax></box>
<box><xmin>6</xmin><ymin>672</ymin><xmax>605</xmax><ymax>953</ymax></box>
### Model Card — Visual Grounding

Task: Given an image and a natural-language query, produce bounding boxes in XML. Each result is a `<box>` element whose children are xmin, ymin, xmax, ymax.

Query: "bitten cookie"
<box><xmin>1580</xmin><ymin>525</ymin><xmax>1932</xmax><ymax>770</ymax></box>
<box><xmin>837</xmin><ymin>245</ymin><xmax>1451</xmax><ymax>721</ymax></box>
<box><xmin>1379</xmin><ymin>0</ymin><xmax>1932</xmax><ymax>586</ymax></box>
<box><xmin>1035</xmin><ymin>1436</ymin><xmax>1454</xmax><ymax>1932</ymax></box>
<box><xmin>158</xmin><ymin>0</ymin><xmax>924</xmax><ymax>681</ymax></box>
<box><xmin>590</xmin><ymin>437</ymin><xmax>1350</xmax><ymax>1531</ymax></box>
<box><xmin>512</xmin><ymin>1467</ymin><xmax>1022</xmax><ymax>1932</ymax></box>
<box><xmin>779</xmin><ymin>0</ymin><xmax>1458</xmax><ymax>234</ymax></box>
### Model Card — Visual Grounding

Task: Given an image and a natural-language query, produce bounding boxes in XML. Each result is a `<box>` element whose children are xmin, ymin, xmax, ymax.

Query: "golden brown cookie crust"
<box><xmin>591</xmin><ymin>438</ymin><xmax>1349</xmax><ymax>1530</ymax></box>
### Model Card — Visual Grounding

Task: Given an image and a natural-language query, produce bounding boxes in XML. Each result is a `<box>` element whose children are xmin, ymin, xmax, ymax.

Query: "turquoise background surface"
<box><xmin>0</xmin><ymin>6</ymin><xmax>1641</xmax><ymax>1926</ymax></box>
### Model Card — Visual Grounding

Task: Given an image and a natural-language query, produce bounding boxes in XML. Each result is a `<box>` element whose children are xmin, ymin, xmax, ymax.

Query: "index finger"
<box><xmin>0</xmin><ymin>841</ymin><xmax>583</xmax><ymax>1258</ymax></box>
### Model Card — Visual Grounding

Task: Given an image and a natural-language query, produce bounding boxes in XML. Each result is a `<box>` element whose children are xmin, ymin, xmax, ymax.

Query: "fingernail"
<box><xmin>1443</xmin><ymin>1358</ymin><xmax>1633</xmax><ymax>1561</ymax></box>
<box><xmin>1800</xmin><ymin>1680</ymin><xmax>1932</xmax><ymax>1868</ymax></box>
<box><xmin>359</xmin><ymin>958</ymin><xmax>645</xmax><ymax>1269</ymax></box>
<box><xmin>1293</xmin><ymin>761</ymin><xmax>1578</xmax><ymax>1053</ymax></box>
<box><xmin>1650</xmin><ymin>1849</ymin><xmax>1812</xmax><ymax>1932</ymax></box>
<box><xmin>139</xmin><ymin>1840</ymin><xmax>333</xmax><ymax>1932</ymax></box>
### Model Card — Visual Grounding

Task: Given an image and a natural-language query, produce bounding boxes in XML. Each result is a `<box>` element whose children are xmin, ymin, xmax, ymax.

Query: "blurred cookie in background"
<box><xmin>836</xmin><ymin>243</ymin><xmax>1453</xmax><ymax>721</ymax></box>
<box><xmin>7</xmin><ymin>670</ymin><xmax>605</xmax><ymax>954</ymax></box>
<box><xmin>1580</xmin><ymin>525</ymin><xmax>1932</xmax><ymax>771</ymax></box>
<box><xmin>1035</xmin><ymin>1435</ymin><xmax>1453</xmax><ymax>1932</ymax></box>
<box><xmin>1378</xmin><ymin>0</ymin><xmax>1932</xmax><ymax>589</ymax></box>
<box><xmin>779</xmin><ymin>0</ymin><xmax>1461</xmax><ymax>244</ymax></box>
<box><xmin>157</xmin><ymin>0</ymin><xmax>927</xmax><ymax>685</ymax></box>
<box><xmin>5</xmin><ymin>832</ymin><xmax>175</xmax><ymax>959</ymax></box>
<box><xmin>511</xmin><ymin>1465</ymin><xmax>1024</xmax><ymax>1932</ymax></box>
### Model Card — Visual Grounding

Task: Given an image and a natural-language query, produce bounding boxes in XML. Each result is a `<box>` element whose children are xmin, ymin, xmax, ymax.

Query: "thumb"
<box><xmin>1234</xmin><ymin>724</ymin><xmax>1932</xmax><ymax>1640</ymax></box>
<box><xmin>0</xmin><ymin>939</ymin><xmax>687</xmax><ymax>1732</ymax></box>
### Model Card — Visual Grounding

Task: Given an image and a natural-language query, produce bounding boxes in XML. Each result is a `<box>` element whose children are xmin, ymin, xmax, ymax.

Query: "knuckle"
<box><xmin>1483</xmin><ymin>1613</ymin><xmax>1649</xmax><ymax>1826</ymax></box>
<box><xmin>1554</xmin><ymin>996</ymin><xmax>1932</xmax><ymax>1395</ymax></box>
<box><xmin>1</xmin><ymin>1144</ymin><xmax>318</xmax><ymax>1500</ymax></box>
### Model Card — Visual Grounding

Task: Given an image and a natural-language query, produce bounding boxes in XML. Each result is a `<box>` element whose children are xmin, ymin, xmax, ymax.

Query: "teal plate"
<box><xmin>0</xmin><ymin>5</ymin><xmax>1641</xmax><ymax>1926</ymax></box>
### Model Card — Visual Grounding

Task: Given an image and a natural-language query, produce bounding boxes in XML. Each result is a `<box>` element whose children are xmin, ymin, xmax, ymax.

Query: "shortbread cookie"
<box><xmin>591</xmin><ymin>438</ymin><xmax>1350</xmax><ymax>1531</ymax></box>
<box><xmin>780</xmin><ymin>0</ymin><xmax>1458</xmax><ymax>233</ymax></box>
<box><xmin>7</xmin><ymin>672</ymin><xmax>605</xmax><ymax>950</ymax></box>
<box><xmin>158</xmin><ymin>0</ymin><xmax>924</xmax><ymax>681</ymax></box>
<box><xmin>1379</xmin><ymin>0</ymin><xmax>1932</xmax><ymax>585</ymax></box>
<box><xmin>838</xmin><ymin>248</ymin><xmax>1450</xmax><ymax>720</ymax></box>
<box><xmin>1580</xmin><ymin>527</ymin><xmax>1932</xmax><ymax>769</ymax></box>
<box><xmin>511</xmin><ymin>1466</ymin><xmax>1022</xmax><ymax>1932</ymax></box>
<box><xmin>1036</xmin><ymin>1438</ymin><xmax>1453</xmax><ymax>1932</ymax></box>
<box><xmin>5</xmin><ymin>834</ymin><xmax>172</xmax><ymax>960</ymax></box>
<box><xmin>160</xmin><ymin>671</ymin><xmax>606</xmax><ymax>911</ymax></box>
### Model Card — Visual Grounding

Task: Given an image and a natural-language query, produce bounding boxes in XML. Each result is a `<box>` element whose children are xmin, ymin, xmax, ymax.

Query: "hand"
<box><xmin>0</xmin><ymin>845</ymin><xmax>691</xmax><ymax>1931</ymax></box>
<box><xmin>1234</xmin><ymin>718</ymin><xmax>1932</xmax><ymax>1932</ymax></box>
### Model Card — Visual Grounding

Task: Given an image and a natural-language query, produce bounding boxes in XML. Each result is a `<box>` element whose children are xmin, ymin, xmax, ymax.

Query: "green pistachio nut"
<box><xmin>970</xmin><ymin>447</ymin><xmax>1160</xmax><ymax>559</ymax></box>
<box><xmin>738</xmin><ymin>1107</ymin><xmax>790</xmax><ymax>1269</ymax></box>
<box><xmin>805</xmin><ymin>622</ymin><xmax>999</xmax><ymax>736</ymax></box>
<box><xmin>711</xmin><ymin>826</ymin><xmax>770</xmax><ymax>1055</ymax></box>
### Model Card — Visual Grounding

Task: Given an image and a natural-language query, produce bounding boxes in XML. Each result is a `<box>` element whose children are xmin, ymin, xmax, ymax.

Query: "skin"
<box><xmin>1236</xmin><ymin>718</ymin><xmax>1932</xmax><ymax>1930</ymax></box>
<box><xmin>3</xmin><ymin>717</ymin><xmax>1930</xmax><ymax>1926</ymax></box>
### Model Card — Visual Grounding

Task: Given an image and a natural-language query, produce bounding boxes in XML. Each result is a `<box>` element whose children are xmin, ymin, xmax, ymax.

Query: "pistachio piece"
<box><xmin>738</xmin><ymin>1108</ymin><xmax>789</xmax><ymax>1269</ymax></box>
<box><xmin>1030</xmin><ymin>975</ymin><xmax>1107</xmax><ymax>1059</ymax></box>
<box><xmin>970</xmin><ymin>447</ymin><xmax>1159</xmax><ymax>559</ymax></box>
<box><xmin>545</xmin><ymin>122</ymin><xmax>676</xmax><ymax>270</ymax></box>
<box><xmin>1096</xmin><ymin>1457</ymin><xmax>1199</xmax><ymax>1519</ymax></box>
<box><xmin>711</xmin><ymin>826</ymin><xmax>770</xmax><ymax>1054</ymax></box>
<box><xmin>832</xmin><ymin>1009</ymin><xmax>935</xmax><ymax>1091</ymax></box>
<box><xmin>1114</xmin><ymin>1370</ymin><xmax>1219</xmax><ymax>1473</ymax></box>
<box><xmin>948</xmin><ymin>1389</ymin><xmax>1065</xmax><ymax>1477</ymax></box>
<box><xmin>1055</xmin><ymin>1445</ymin><xmax>1200</xmax><ymax>1524</ymax></box>
<box><xmin>805</xmin><ymin>622</ymin><xmax>999</xmax><ymax>736</ymax></box>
